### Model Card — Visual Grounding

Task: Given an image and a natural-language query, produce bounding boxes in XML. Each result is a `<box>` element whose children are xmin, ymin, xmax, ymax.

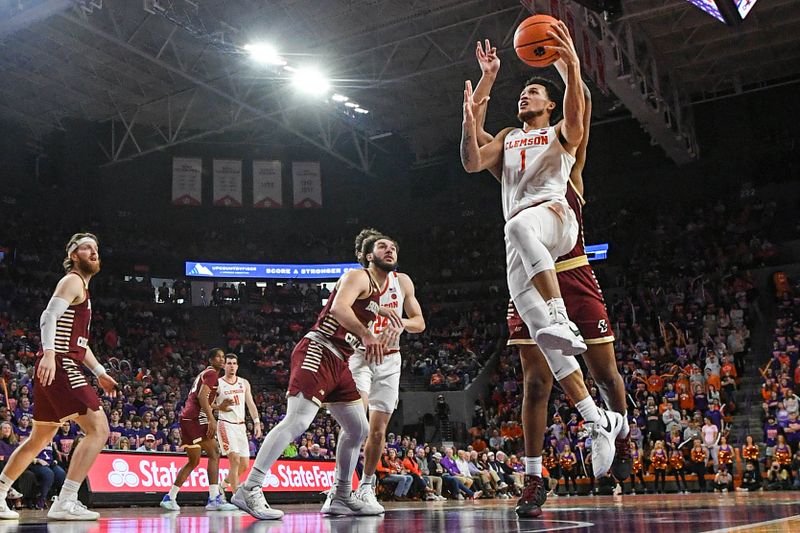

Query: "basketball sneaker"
<box><xmin>160</xmin><ymin>494</ymin><xmax>180</xmax><ymax>512</ymax></box>
<box><xmin>353</xmin><ymin>483</ymin><xmax>385</xmax><ymax>514</ymax></box>
<box><xmin>47</xmin><ymin>497</ymin><xmax>100</xmax><ymax>521</ymax></box>
<box><xmin>320</xmin><ymin>488</ymin><xmax>334</xmax><ymax>514</ymax></box>
<box><xmin>590</xmin><ymin>409</ymin><xmax>624</xmax><ymax>477</ymax></box>
<box><xmin>534</xmin><ymin>300</ymin><xmax>586</xmax><ymax>356</ymax></box>
<box><xmin>611</xmin><ymin>429</ymin><xmax>633</xmax><ymax>481</ymax></box>
<box><xmin>0</xmin><ymin>497</ymin><xmax>19</xmax><ymax>520</ymax></box>
<box><xmin>205</xmin><ymin>494</ymin><xmax>238</xmax><ymax>511</ymax></box>
<box><xmin>515</xmin><ymin>475</ymin><xmax>547</xmax><ymax>517</ymax></box>
<box><xmin>232</xmin><ymin>486</ymin><xmax>283</xmax><ymax>520</ymax></box>
<box><xmin>325</xmin><ymin>493</ymin><xmax>380</xmax><ymax>516</ymax></box>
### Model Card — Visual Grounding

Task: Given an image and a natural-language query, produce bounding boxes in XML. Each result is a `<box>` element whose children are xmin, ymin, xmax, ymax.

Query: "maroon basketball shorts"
<box><xmin>180</xmin><ymin>417</ymin><xmax>210</xmax><ymax>448</ymax></box>
<box><xmin>287</xmin><ymin>337</ymin><xmax>360</xmax><ymax>406</ymax></box>
<box><xmin>507</xmin><ymin>264</ymin><xmax>615</xmax><ymax>346</ymax></box>
<box><xmin>33</xmin><ymin>355</ymin><xmax>101</xmax><ymax>426</ymax></box>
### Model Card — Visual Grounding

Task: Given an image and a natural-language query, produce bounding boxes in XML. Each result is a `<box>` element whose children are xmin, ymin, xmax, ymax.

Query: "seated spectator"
<box><xmin>713</xmin><ymin>466</ymin><xmax>733</xmax><ymax>493</ymax></box>
<box><xmin>737</xmin><ymin>461</ymin><xmax>762</xmax><ymax>492</ymax></box>
<box><xmin>376</xmin><ymin>448</ymin><xmax>413</xmax><ymax>500</ymax></box>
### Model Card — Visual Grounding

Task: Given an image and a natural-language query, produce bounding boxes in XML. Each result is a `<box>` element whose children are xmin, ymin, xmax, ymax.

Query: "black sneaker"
<box><xmin>611</xmin><ymin>430</ymin><xmax>632</xmax><ymax>481</ymax></box>
<box><xmin>515</xmin><ymin>475</ymin><xmax>547</xmax><ymax>518</ymax></box>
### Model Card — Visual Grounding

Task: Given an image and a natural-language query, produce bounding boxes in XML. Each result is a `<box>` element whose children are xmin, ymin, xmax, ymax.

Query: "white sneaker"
<box><xmin>612</xmin><ymin>483</ymin><xmax>623</xmax><ymax>496</ymax></box>
<box><xmin>320</xmin><ymin>489</ymin><xmax>335</xmax><ymax>514</ymax></box>
<box><xmin>6</xmin><ymin>489</ymin><xmax>22</xmax><ymax>500</ymax></box>
<box><xmin>498</xmin><ymin>482</ymin><xmax>508</xmax><ymax>489</ymax></box>
<box><xmin>327</xmin><ymin>494</ymin><xmax>381</xmax><ymax>516</ymax></box>
<box><xmin>353</xmin><ymin>484</ymin><xmax>385</xmax><ymax>515</ymax></box>
<box><xmin>0</xmin><ymin>498</ymin><xmax>19</xmax><ymax>520</ymax></box>
<box><xmin>47</xmin><ymin>497</ymin><xmax>100</xmax><ymax>521</ymax></box>
<box><xmin>534</xmin><ymin>320</ymin><xmax>587</xmax><ymax>356</ymax></box>
<box><xmin>589</xmin><ymin>409</ymin><xmax>624</xmax><ymax>477</ymax></box>
<box><xmin>205</xmin><ymin>494</ymin><xmax>238</xmax><ymax>511</ymax></box>
<box><xmin>160</xmin><ymin>494</ymin><xmax>180</xmax><ymax>512</ymax></box>
<box><xmin>231</xmin><ymin>486</ymin><xmax>283</xmax><ymax>520</ymax></box>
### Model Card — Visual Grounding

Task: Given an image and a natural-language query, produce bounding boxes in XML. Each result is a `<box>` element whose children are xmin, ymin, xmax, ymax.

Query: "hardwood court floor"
<box><xmin>4</xmin><ymin>491</ymin><xmax>800</xmax><ymax>532</ymax></box>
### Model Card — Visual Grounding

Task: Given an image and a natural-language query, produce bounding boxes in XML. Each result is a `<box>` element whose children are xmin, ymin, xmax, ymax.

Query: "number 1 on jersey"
<box><xmin>520</xmin><ymin>149</ymin><xmax>526</xmax><ymax>172</ymax></box>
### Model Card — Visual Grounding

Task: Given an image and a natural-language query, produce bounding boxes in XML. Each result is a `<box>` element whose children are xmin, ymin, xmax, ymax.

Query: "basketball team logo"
<box><xmin>108</xmin><ymin>458</ymin><xmax>139</xmax><ymax>488</ymax></box>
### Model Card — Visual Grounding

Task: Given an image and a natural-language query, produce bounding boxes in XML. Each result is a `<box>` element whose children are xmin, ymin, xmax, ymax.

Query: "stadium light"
<box><xmin>291</xmin><ymin>67</ymin><xmax>330</xmax><ymax>96</ymax></box>
<box><xmin>354</xmin><ymin>108</ymin><xmax>369</xmax><ymax>114</ymax></box>
<box><xmin>331</xmin><ymin>94</ymin><xmax>349</xmax><ymax>103</ymax></box>
<box><xmin>244</xmin><ymin>43</ymin><xmax>286</xmax><ymax>66</ymax></box>
<box><xmin>344</xmin><ymin>101</ymin><xmax>359</xmax><ymax>108</ymax></box>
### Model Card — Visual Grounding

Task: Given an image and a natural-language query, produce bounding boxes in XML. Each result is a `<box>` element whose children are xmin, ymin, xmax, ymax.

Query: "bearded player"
<box><xmin>321</xmin><ymin>229</ymin><xmax>425</xmax><ymax>514</ymax></box>
<box><xmin>461</xmin><ymin>22</ymin><xmax>623</xmax><ymax>488</ymax></box>
<box><xmin>0</xmin><ymin>233</ymin><xmax>117</xmax><ymax>521</ymax></box>
<box><xmin>469</xmin><ymin>37</ymin><xmax>631</xmax><ymax>516</ymax></box>
<box><xmin>232</xmin><ymin>235</ymin><xmax>400</xmax><ymax>519</ymax></box>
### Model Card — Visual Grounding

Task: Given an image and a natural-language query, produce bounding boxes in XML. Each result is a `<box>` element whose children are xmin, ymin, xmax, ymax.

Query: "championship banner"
<box><xmin>171</xmin><ymin>157</ymin><xmax>202</xmax><ymax>206</ymax></box>
<box><xmin>86</xmin><ymin>452</ymin><xmax>356</xmax><ymax>494</ymax></box>
<box><xmin>212</xmin><ymin>159</ymin><xmax>243</xmax><ymax>207</ymax></box>
<box><xmin>252</xmin><ymin>160</ymin><xmax>283</xmax><ymax>208</ymax></box>
<box><xmin>292</xmin><ymin>161</ymin><xmax>322</xmax><ymax>208</ymax></box>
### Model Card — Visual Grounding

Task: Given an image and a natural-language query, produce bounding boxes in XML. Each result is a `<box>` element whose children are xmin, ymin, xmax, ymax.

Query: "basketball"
<box><xmin>514</xmin><ymin>14</ymin><xmax>560</xmax><ymax>68</ymax></box>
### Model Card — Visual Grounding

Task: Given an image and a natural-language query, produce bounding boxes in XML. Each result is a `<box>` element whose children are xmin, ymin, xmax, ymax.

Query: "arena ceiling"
<box><xmin>0</xmin><ymin>0</ymin><xmax>798</xmax><ymax>174</ymax></box>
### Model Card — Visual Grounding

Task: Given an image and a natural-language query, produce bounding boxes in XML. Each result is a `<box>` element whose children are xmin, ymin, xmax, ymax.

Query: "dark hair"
<box><xmin>354</xmin><ymin>228</ymin><xmax>382</xmax><ymax>262</ymax></box>
<box><xmin>360</xmin><ymin>234</ymin><xmax>398</xmax><ymax>267</ymax></box>
<box><xmin>523</xmin><ymin>76</ymin><xmax>564</xmax><ymax>123</ymax></box>
<box><xmin>208</xmin><ymin>347</ymin><xmax>224</xmax><ymax>361</ymax></box>
<box><xmin>225</xmin><ymin>353</ymin><xmax>238</xmax><ymax>361</ymax></box>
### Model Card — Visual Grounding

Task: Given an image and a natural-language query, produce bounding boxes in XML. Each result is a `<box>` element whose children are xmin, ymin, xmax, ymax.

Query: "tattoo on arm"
<box><xmin>461</xmin><ymin>129</ymin><xmax>472</xmax><ymax>167</ymax></box>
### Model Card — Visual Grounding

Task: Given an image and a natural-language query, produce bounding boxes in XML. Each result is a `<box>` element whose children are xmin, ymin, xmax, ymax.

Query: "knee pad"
<box><xmin>539</xmin><ymin>345</ymin><xmax>580</xmax><ymax>382</ymax></box>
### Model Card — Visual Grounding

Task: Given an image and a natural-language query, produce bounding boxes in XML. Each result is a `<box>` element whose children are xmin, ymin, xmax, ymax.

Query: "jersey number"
<box><xmin>520</xmin><ymin>149</ymin><xmax>526</xmax><ymax>172</ymax></box>
<box><xmin>232</xmin><ymin>395</ymin><xmax>241</xmax><ymax>406</ymax></box>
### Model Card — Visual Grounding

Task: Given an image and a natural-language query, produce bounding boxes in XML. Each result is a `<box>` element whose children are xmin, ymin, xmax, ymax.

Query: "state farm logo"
<box><xmin>108</xmin><ymin>459</ymin><xmax>139</xmax><ymax>488</ymax></box>
<box><xmin>264</xmin><ymin>471</ymin><xmax>280</xmax><ymax>488</ymax></box>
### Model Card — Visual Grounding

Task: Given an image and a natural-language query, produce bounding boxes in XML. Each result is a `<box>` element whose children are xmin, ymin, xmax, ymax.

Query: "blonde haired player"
<box><xmin>322</xmin><ymin>229</ymin><xmax>425</xmax><ymax>514</ymax></box>
<box><xmin>216</xmin><ymin>354</ymin><xmax>262</xmax><ymax>495</ymax></box>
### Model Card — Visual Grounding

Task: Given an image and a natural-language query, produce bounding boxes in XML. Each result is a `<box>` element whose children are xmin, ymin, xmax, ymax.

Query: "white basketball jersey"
<box><xmin>501</xmin><ymin>126</ymin><xmax>575</xmax><ymax>221</ymax></box>
<box><xmin>373</xmin><ymin>272</ymin><xmax>404</xmax><ymax>351</ymax></box>
<box><xmin>217</xmin><ymin>376</ymin><xmax>247</xmax><ymax>423</ymax></box>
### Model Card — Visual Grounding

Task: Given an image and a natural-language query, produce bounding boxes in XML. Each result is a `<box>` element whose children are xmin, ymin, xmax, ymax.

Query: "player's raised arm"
<box><xmin>461</xmin><ymin>80</ymin><xmax>511</xmax><ymax>173</ymax></box>
<box><xmin>473</xmin><ymin>39</ymin><xmax>500</xmax><ymax>145</ymax></box>
<box><xmin>545</xmin><ymin>21</ymin><xmax>584</xmax><ymax>151</ymax></box>
<box><xmin>553</xmin><ymin>58</ymin><xmax>592</xmax><ymax>193</ymax></box>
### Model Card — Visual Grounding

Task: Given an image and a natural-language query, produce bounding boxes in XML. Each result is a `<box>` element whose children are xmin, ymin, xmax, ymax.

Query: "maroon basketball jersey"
<box><xmin>557</xmin><ymin>181</ymin><xmax>586</xmax><ymax>263</ymax></box>
<box><xmin>181</xmin><ymin>367</ymin><xmax>220</xmax><ymax>423</ymax></box>
<box><xmin>53</xmin><ymin>272</ymin><xmax>92</xmax><ymax>362</ymax></box>
<box><xmin>310</xmin><ymin>269</ymin><xmax>380</xmax><ymax>359</ymax></box>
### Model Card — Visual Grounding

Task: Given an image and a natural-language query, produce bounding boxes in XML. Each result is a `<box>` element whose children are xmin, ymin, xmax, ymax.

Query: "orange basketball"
<box><xmin>514</xmin><ymin>14</ymin><xmax>560</xmax><ymax>68</ymax></box>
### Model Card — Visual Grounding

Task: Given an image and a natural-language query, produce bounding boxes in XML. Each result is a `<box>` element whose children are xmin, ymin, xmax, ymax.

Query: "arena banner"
<box><xmin>252</xmin><ymin>160</ymin><xmax>283</xmax><ymax>208</ymax></box>
<box><xmin>86</xmin><ymin>452</ymin><xmax>356</xmax><ymax>494</ymax></box>
<box><xmin>186</xmin><ymin>261</ymin><xmax>361</xmax><ymax>279</ymax></box>
<box><xmin>292</xmin><ymin>161</ymin><xmax>322</xmax><ymax>208</ymax></box>
<box><xmin>212</xmin><ymin>159</ymin><xmax>243</xmax><ymax>207</ymax></box>
<box><xmin>171</xmin><ymin>157</ymin><xmax>202</xmax><ymax>206</ymax></box>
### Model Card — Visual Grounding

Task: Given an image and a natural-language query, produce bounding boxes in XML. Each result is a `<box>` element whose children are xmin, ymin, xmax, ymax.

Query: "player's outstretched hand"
<box><xmin>98</xmin><ymin>373</ymin><xmax>118</xmax><ymax>397</ymax></box>
<box><xmin>379</xmin><ymin>325</ymin><xmax>403</xmax><ymax>353</ymax></box>
<box><xmin>476</xmin><ymin>39</ymin><xmax>500</xmax><ymax>76</ymax></box>
<box><xmin>545</xmin><ymin>21</ymin><xmax>579</xmax><ymax>68</ymax></box>
<box><xmin>363</xmin><ymin>332</ymin><xmax>384</xmax><ymax>366</ymax></box>
<box><xmin>219</xmin><ymin>398</ymin><xmax>235</xmax><ymax>412</ymax></box>
<box><xmin>378</xmin><ymin>306</ymin><xmax>404</xmax><ymax>329</ymax></box>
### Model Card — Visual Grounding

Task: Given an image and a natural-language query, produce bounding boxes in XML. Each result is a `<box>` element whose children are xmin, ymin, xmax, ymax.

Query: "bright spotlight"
<box><xmin>244</xmin><ymin>43</ymin><xmax>286</xmax><ymax>66</ymax></box>
<box><xmin>354</xmin><ymin>108</ymin><xmax>369</xmax><ymax>114</ymax></box>
<box><xmin>331</xmin><ymin>94</ymin><xmax>349</xmax><ymax>103</ymax></box>
<box><xmin>292</xmin><ymin>68</ymin><xmax>330</xmax><ymax>96</ymax></box>
<box><xmin>344</xmin><ymin>101</ymin><xmax>359</xmax><ymax>108</ymax></box>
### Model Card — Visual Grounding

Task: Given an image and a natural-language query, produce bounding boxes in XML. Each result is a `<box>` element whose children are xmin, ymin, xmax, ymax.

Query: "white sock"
<box><xmin>59</xmin><ymin>479</ymin><xmax>81</xmax><ymax>502</ymax></box>
<box><xmin>525</xmin><ymin>456</ymin><xmax>543</xmax><ymax>477</ymax></box>
<box><xmin>360</xmin><ymin>474</ymin><xmax>376</xmax><ymax>487</ymax></box>
<box><xmin>209</xmin><ymin>484</ymin><xmax>220</xmax><ymax>499</ymax></box>
<box><xmin>0</xmin><ymin>473</ymin><xmax>13</xmax><ymax>499</ymax></box>
<box><xmin>244</xmin><ymin>394</ymin><xmax>318</xmax><ymax>491</ymax></box>
<box><xmin>169</xmin><ymin>485</ymin><xmax>180</xmax><ymax>500</ymax></box>
<box><xmin>576</xmin><ymin>397</ymin><xmax>601</xmax><ymax>423</ymax></box>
